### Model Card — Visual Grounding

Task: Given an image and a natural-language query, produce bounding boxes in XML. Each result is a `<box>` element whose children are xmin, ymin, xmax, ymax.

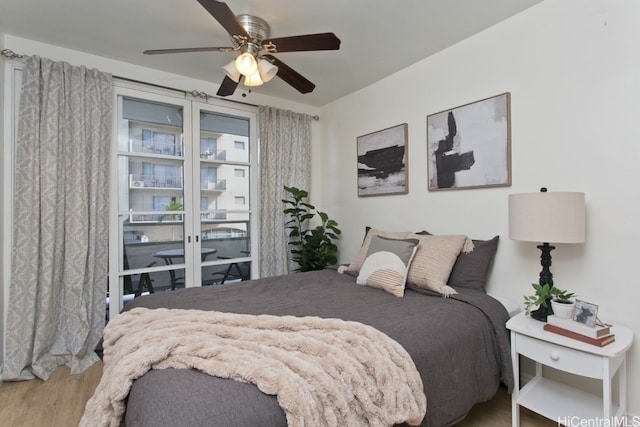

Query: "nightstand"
<box><xmin>506</xmin><ymin>312</ymin><xmax>633</xmax><ymax>426</ymax></box>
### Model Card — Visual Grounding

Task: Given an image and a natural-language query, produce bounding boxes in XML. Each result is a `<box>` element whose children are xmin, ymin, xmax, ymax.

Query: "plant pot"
<box><xmin>551</xmin><ymin>299</ymin><xmax>576</xmax><ymax>319</ymax></box>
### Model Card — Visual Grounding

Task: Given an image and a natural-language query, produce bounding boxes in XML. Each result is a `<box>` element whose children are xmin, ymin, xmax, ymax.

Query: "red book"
<box><xmin>543</xmin><ymin>324</ymin><xmax>616</xmax><ymax>347</ymax></box>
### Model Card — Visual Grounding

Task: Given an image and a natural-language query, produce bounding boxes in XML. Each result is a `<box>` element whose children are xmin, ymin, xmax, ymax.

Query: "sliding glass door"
<box><xmin>194</xmin><ymin>104</ymin><xmax>256</xmax><ymax>288</ymax></box>
<box><xmin>108</xmin><ymin>86</ymin><xmax>257</xmax><ymax>318</ymax></box>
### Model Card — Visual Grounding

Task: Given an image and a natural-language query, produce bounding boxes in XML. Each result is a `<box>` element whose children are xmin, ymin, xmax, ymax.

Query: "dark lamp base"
<box><xmin>531</xmin><ymin>304</ymin><xmax>554</xmax><ymax>322</ymax></box>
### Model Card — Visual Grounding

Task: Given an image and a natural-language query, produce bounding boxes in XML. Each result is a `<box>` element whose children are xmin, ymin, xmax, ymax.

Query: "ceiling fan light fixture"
<box><xmin>235</xmin><ymin>52</ymin><xmax>258</xmax><ymax>75</ymax></box>
<box><xmin>223</xmin><ymin>60</ymin><xmax>241</xmax><ymax>83</ymax></box>
<box><xmin>257</xmin><ymin>58</ymin><xmax>278</xmax><ymax>82</ymax></box>
<box><xmin>244</xmin><ymin>70</ymin><xmax>264</xmax><ymax>87</ymax></box>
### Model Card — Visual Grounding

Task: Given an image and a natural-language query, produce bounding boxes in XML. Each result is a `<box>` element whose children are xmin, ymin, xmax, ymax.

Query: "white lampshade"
<box><xmin>509</xmin><ymin>191</ymin><xmax>586</xmax><ymax>244</ymax></box>
<box><xmin>234</xmin><ymin>52</ymin><xmax>258</xmax><ymax>76</ymax></box>
<box><xmin>244</xmin><ymin>70</ymin><xmax>264</xmax><ymax>87</ymax></box>
<box><xmin>257</xmin><ymin>58</ymin><xmax>278</xmax><ymax>82</ymax></box>
<box><xmin>222</xmin><ymin>60</ymin><xmax>241</xmax><ymax>83</ymax></box>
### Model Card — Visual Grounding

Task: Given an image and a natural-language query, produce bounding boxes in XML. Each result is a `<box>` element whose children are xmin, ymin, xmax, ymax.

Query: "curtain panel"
<box><xmin>1</xmin><ymin>56</ymin><xmax>112</xmax><ymax>381</ymax></box>
<box><xmin>258</xmin><ymin>106</ymin><xmax>312</xmax><ymax>277</ymax></box>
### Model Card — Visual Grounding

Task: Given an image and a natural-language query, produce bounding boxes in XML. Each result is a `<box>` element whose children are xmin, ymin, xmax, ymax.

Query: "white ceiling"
<box><xmin>0</xmin><ymin>0</ymin><xmax>542</xmax><ymax>107</ymax></box>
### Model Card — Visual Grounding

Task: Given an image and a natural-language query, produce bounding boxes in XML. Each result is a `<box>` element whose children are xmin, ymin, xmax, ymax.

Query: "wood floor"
<box><xmin>0</xmin><ymin>362</ymin><xmax>556</xmax><ymax>427</ymax></box>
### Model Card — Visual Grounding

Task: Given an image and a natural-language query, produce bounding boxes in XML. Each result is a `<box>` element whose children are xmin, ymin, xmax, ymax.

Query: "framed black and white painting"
<box><xmin>357</xmin><ymin>123</ymin><xmax>408</xmax><ymax>197</ymax></box>
<box><xmin>427</xmin><ymin>92</ymin><xmax>511</xmax><ymax>191</ymax></box>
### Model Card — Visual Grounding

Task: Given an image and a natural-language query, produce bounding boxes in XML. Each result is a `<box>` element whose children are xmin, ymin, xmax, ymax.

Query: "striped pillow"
<box><xmin>406</xmin><ymin>234</ymin><xmax>474</xmax><ymax>297</ymax></box>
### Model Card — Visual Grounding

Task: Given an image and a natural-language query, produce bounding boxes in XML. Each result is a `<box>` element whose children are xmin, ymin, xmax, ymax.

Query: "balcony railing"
<box><xmin>200</xmin><ymin>150</ymin><xmax>227</xmax><ymax>161</ymax></box>
<box><xmin>203</xmin><ymin>179</ymin><xmax>227</xmax><ymax>191</ymax></box>
<box><xmin>129</xmin><ymin>213</ymin><xmax>184</xmax><ymax>223</ymax></box>
<box><xmin>130</xmin><ymin>174</ymin><xmax>183</xmax><ymax>189</ymax></box>
<box><xmin>129</xmin><ymin>138</ymin><xmax>183</xmax><ymax>157</ymax></box>
<box><xmin>201</xmin><ymin>210</ymin><xmax>227</xmax><ymax>221</ymax></box>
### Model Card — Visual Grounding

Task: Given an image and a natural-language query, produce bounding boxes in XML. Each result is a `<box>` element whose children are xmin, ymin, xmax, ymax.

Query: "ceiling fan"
<box><xmin>144</xmin><ymin>0</ymin><xmax>341</xmax><ymax>97</ymax></box>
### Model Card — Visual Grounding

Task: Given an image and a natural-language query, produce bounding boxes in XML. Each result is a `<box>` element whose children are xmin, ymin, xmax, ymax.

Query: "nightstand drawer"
<box><xmin>515</xmin><ymin>333</ymin><xmax>603</xmax><ymax>379</ymax></box>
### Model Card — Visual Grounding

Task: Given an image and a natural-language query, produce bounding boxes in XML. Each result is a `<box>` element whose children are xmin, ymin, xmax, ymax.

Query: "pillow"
<box><xmin>405</xmin><ymin>234</ymin><xmax>474</xmax><ymax>297</ymax></box>
<box><xmin>356</xmin><ymin>235</ymin><xmax>420</xmax><ymax>297</ymax></box>
<box><xmin>417</xmin><ymin>231</ymin><xmax>499</xmax><ymax>292</ymax></box>
<box><xmin>447</xmin><ymin>236</ymin><xmax>499</xmax><ymax>291</ymax></box>
<box><xmin>347</xmin><ymin>228</ymin><xmax>411</xmax><ymax>273</ymax></box>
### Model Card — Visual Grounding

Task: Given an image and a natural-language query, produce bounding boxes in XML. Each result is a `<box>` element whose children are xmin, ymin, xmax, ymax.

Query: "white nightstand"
<box><xmin>506</xmin><ymin>312</ymin><xmax>633</xmax><ymax>426</ymax></box>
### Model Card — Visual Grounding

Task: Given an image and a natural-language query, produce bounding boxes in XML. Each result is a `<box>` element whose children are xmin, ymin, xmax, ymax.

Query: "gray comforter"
<box><xmin>122</xmin><ymin>268</ymin><xmax>513</xmax><ymax>427</ymax></box>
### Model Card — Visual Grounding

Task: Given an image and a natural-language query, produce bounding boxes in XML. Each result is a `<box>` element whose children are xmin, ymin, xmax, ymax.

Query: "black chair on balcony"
<box><xmin>212</xmin><ymin>251</ymin><xmax>251</xmax><ymax>285</ymax></box>
<box><xmin>123</xmin><ymin>247</ymin><xmax>156</xmax><ymax>297</ymax></box>
<box><xmin>123</xmin><ymin>262</ymin><xmax>156</xmax><ymax>297</ymax></box>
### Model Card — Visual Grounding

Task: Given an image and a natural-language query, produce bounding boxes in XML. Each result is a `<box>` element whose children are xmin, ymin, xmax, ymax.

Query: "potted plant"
<box><xmin>524</xmin><ymin>283</ymin><xmax>575</xmax><ymax>322</ymax></box>
<box><xmin>282</xmin><ymin>186</ymin><xmax>341</xmax><ymax>272</ymax></box>
<box><xmin>549</xmin><ymin>288</ymin><xmax>576</xmax><ymax>319</ymax></box>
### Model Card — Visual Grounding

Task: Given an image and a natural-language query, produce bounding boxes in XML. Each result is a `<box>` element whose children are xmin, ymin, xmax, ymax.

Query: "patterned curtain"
<box><xmin>1</xmin><ymin>56</ymin><xmax>112</xmax><ymax>381</ymax></box>
<box><xmin>258</xmin><ymin>106</ymin><xmax>311</xmax><ymax>277</ymax></box>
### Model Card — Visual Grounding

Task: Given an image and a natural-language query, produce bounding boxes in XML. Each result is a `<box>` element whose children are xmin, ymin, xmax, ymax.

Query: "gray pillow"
<box><xmin>448</xmin><ymin>236</ymin><xmax>499</xmax><ymax>291</ymax></box>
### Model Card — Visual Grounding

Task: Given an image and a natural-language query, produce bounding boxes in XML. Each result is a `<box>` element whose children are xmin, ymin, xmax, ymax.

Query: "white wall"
<box><xmin>319</xmin><ymin>0</ymin><xmax>640</xmax><ymax>415</ymax></box>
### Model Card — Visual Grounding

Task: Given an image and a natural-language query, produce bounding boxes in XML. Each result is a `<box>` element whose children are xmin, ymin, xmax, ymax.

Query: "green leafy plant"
<box><xmin>551</xmin><ymin>287</ymin><xmax>575</xmax><ymax>304</ymax></box>
<box><xmin>524</xmin><ymin>283</ymin><xmax>575</xmax><ymax>315</ymax></box>
<box><xmin>160</xmin><ymin>199</ymin><xmax>183</xmax><ymax>222</ymax></box>
<box><xmin>282</xmin><ymin>185</ymin><xmax>341</xmax><ymax>272</ymax></box>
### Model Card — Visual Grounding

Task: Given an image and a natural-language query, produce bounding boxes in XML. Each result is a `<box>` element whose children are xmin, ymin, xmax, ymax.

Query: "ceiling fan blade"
<box><xmin>197</xmin><ymin>0</ymin><xmax>249</xmax><ymax>39</ymax></box>
<box><xmin>217</xmin><ymin>75</ymin><xmax>239</xmax><ymax>97</ymax></box>
<box><xmin>144</xmin><ymin>46</ymin><xmax>234</xmax><ymax>55</ymax></box>
<box><xmin>263</xmin><ymin>55</ymin><xmax>315</xmax><ymax>94</ymax></box>
<box><xmin>263</xmin><ymin>33</ymin><xmax>341</xmax><ymax>52</ymax></box>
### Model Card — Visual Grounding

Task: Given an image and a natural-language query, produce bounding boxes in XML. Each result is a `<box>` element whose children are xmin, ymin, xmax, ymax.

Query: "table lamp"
<box><xmin>509</xmin><ymin>188</ymin><xmax>586</xmax><ymax>287</ymax></box>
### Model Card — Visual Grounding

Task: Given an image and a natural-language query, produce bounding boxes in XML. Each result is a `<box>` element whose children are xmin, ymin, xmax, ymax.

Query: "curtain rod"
<box><xmin>1</xmin><ymin>49</ymin><xmax>319</xmax><ymax>121</ymax></box>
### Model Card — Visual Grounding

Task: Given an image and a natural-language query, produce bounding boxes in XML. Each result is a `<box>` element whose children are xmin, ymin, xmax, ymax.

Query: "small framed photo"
<box><xmin>572</xmin><ymin>300</ymin><xmax>599</xmax><ymax>328</ymax></box>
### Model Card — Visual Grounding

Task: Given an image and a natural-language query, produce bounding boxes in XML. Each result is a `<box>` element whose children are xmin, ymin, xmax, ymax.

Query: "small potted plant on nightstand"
<box><xmin>524</xmin><ymin>283</ymin><xmax>575</xmax><ymax>322</ymax></box>
<box><xmin>549</xmin><ymin>287</ymin><xmax>576</xmax><ymax>319</ymax></box>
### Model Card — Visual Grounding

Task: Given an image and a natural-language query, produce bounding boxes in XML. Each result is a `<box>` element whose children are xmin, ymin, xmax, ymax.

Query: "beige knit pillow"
<box><xmin>347</xmin><ymin>229</ymin><xmax>411</xmax><ymax>273</ymax></box>
<box><xmin>406</xmin><ymin>234</ymin><xmax>474</xmax><ymax>296</ymax></box>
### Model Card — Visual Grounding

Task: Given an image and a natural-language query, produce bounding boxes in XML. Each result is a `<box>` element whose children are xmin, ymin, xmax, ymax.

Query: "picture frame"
<box><xmin>357</xmin><ymin>123</ymin><xmax>408</xmax><ymax>197</ymax></box>
<box><xmin>572</xmin><ymin>300</ymin><xmax>599</xmax><ymax>328</ymax></box>
<box><xmin>427</xmin><ymin>92</ymin><xmax>511</xmax><ymax>191</ymax></box>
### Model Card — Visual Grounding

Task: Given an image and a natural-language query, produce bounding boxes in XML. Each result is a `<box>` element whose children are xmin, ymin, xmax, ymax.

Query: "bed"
<box><xmin>86</xmin><ymin>231</ymin><xmax>514</xmax><ymax>426</ymax></box>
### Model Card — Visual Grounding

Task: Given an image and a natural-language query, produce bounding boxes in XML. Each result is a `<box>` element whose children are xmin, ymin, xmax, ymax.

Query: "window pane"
<box><xmin>119</xmin><ymin>96</ymin><xmax>186</xmax><ymax>296</ymax></box>
<box><xmin>201</xmin><ymin>217</ymin><xmax>251</xmax><ymax>286</ymax></box>
<box><xmin>199</xmin><ymin>111</ymin><xmax>250</xmax><ymax>164</ymax></box>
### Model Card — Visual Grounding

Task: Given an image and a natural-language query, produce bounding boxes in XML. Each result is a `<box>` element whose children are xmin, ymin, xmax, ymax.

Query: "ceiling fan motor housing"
<box><xmin>236</xmin><ymin>14</ymin><xmax>270</xmax><ymax>45</ymax></box>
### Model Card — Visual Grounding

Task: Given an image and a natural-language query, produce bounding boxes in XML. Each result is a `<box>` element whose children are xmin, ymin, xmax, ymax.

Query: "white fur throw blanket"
<box><xmin>81</xmin><ymin>307</ymin><xmax>426</xmax><ymax>427</ymax></box>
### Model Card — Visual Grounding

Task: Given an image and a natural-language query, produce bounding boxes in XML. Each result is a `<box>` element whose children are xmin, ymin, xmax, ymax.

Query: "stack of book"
<box><xmin>543</xmin><ymin>315</ymin><xmax>615</xmax><ymax>347</ymax></box>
